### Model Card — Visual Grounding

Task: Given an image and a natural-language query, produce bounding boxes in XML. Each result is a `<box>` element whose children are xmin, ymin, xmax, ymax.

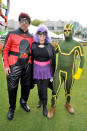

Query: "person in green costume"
<box><xmin>47</xmin><ymin>23</ymin><xmax>85</xmax><ymax>119</ymax></box>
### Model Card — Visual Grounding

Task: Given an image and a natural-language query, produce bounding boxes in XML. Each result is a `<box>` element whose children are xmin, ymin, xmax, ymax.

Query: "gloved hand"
<box><xmin>50</xmin><ymin>77</ymin><xmax>53</xmax><ymax>82</ymax></box>
<box><xmin>73</xmin><ymin>68</ymin><xmax>82</xmax><ymax>79</ymax></box>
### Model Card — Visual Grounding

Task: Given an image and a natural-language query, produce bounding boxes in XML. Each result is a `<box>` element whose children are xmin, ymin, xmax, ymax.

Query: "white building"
<box><xmin>44</xmin><ymin>19</ymin><xmax>73</xmax><ymax>33</ymax></box>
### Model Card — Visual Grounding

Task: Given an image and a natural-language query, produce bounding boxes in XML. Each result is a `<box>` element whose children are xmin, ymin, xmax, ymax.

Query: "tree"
<box><xmin>31</xmin><ymin>19</ymin><xmax>44</xmax><ymax>26</ymax></box>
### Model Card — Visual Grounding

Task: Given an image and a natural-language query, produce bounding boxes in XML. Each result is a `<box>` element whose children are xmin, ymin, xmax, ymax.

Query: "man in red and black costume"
<box><xmin>3</xmin><ymin>12</ymin><xmax>34</xmax><ymax>120</ymax></box>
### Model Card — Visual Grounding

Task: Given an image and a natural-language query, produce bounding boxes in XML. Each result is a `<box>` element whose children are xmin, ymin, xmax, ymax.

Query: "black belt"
<box><xmin>9</xmin><ymin>51</ymin><xmax>19</xmax><ymax>56</ymax></box>
<box><xmin>9</xmin><ymin>51</ymin><xmax>30</xmax><ymax>58</ymax></box>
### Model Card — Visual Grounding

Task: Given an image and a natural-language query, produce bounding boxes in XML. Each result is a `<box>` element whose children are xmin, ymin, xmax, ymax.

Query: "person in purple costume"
<box><xmin>31</xmin><ymin>25</ymin><xmax>56</xmax><ymax>117</ymax></box>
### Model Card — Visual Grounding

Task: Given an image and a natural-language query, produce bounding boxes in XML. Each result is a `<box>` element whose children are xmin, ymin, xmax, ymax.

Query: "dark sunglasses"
<box><xmin>37</xmin><ymin>31</ymin><xmax>47</xmax><ymax>36</ymax></box>
<box><xmin>20</xmin><ymin>18</ymin><xmax>29</xmax><ymax>24</ymax></box>
<box><xmin>64</xmin><ymin>29</ymin><xmax>72</xmax><ymax>32</ymax></box>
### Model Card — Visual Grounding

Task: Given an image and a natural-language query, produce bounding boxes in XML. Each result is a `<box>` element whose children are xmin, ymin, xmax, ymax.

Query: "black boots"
<box><xmin>43</xmin><ymin>106</ymin><xmax>47</xmax><ymax>117</ymax></box>
<box><xmin>20</xmin><ymin>98</ymin><xmax>30</xmax><ymax>112</ymax></box>
<box><xmin>37</xmin><ymin>100</ymin><xmax>43</xmax><ymax>108</ymax></box>
<box><xmin>7</xmin><ymin>98</ymin><xmax>30</xmax><ymax>120</ymax></box>
<box><xmin>37</xmin><ymin>99</ymin><xmax>47</xmax><ymax>117</ymax></box>
<box><xmin>7</xmin><ymin>109</ymin><xmax>14</xmax><ymax>120</ymax></box>
<box><xmin>20</xmin><ymin>102</ymin><xmax>30</xmax><ymax>112</ymax></box>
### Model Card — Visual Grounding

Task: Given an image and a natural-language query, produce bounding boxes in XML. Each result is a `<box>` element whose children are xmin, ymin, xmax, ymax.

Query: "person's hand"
<box><xmin>73</xmin><ymin>68</ymin><xmax>82</xmax><ymax>79</ymax></box>
<box><xmin>50</xmin><ymin>77</ymin><xmax>53</xmax><ymax>82</ymax></box>
<box><xmin>4</xmin><ymin>67</ymin><xmax>11</xmax><ymax>76</ymax></box>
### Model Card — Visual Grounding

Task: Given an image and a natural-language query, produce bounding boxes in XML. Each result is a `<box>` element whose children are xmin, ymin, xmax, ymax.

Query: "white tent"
<box><xmin>29</xmin><ymin>25</ymin><xmax>37</xmax><ymax>35</ymax></box>
<box><xmin>73</xmin><ymin>37</ymin><xmax>85</xmax><ymax>43</ymax></box>
<box><xmin>29</xmin><ymin>25</ymin><xmax>59</xmax><ymax>39</ymax></box>
<box><xmin>48</xmin><ymin>31</ymin><xmax>59</xmax><ymax>39</ymax></box>
<box><xmin>56</xmin><ymin>33</ymin><xmax>85</xmax><ymax>43</ymax></box>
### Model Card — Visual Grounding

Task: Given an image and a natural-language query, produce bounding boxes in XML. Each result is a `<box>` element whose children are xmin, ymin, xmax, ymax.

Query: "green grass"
<box><xmin>0</xmin><ymin>47</ymin><xmax>87</xmax><ymax>131</ymax></box>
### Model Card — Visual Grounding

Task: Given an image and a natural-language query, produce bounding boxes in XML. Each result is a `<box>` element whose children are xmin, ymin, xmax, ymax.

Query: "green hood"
<box><xmin>64</xmin><ymin>24</ymin><xmax>74</xmax><ymax>40</ymax></box>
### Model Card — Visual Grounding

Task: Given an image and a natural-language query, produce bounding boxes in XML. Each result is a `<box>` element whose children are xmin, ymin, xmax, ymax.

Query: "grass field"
<box><xmin>0</xmin><ymin>47</ymin><xmax>87</xmax><ymax>131</ymax></box>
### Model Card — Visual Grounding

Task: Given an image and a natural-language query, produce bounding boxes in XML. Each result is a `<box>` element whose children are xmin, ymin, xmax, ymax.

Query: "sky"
<box><xmin>4</xmin><ymin>0</ymin><xmax>87</xmax><ymax>27</ymax></box>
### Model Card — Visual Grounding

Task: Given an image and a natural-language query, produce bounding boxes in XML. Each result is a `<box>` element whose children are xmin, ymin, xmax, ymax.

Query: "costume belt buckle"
<box><xmin>21</xmin><ymin>53</ymin><xmax>28</xmax><ymax>58</ymax></box>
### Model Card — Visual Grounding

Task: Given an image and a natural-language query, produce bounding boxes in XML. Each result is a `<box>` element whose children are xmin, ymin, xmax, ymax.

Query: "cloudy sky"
<box><xmin>4</xmin><ymin>0</ymin><xmax>87</xmax><ymax>27</ymax></box>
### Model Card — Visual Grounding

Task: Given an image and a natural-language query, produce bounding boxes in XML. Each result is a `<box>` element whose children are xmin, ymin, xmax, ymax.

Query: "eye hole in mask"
<box><xmin>64</xmin><ymin>29</ymin><xmax>71</xmax><ymax>32</ymax></box>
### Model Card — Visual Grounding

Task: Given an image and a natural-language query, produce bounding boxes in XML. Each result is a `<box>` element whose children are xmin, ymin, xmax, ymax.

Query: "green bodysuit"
<box><xmin>51</xmin><ymin>24</ymin><xmax>84</xmax><ymax>107</ymax></box>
